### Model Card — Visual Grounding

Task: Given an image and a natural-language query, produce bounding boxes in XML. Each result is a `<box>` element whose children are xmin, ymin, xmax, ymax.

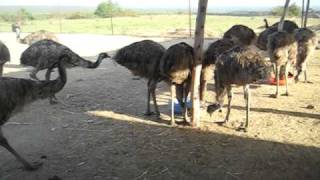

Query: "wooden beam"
<box><xmin>304</xmin><ymin>0</ymin><xmax>310</xmax><ymax>27</ymax></box>
<box><xmin>191</xmin><ymin>0</ymin><xmax>208</xmax><ymax>127</ymax></box>
<box><xmin>278</xmin><ymin>0</ymin><xmax>291</xmax><ymax>31</ymax></box>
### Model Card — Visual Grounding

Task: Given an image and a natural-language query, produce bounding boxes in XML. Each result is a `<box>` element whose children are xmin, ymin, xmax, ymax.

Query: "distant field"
<box><xmin>0</xmin><ymin>15</ymin><xmax>319</xmax><ymax>37</ymax></box>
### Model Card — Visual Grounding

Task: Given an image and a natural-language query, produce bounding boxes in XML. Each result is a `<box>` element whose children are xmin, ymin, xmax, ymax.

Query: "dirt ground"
<box><xmin>0</xmin><ymin>32</ymin><xmax>319</xmax><ymax>180</ymax></box>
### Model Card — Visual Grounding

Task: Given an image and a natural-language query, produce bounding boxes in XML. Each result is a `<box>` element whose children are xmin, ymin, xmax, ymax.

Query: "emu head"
<box><xmin>246</xmin><ymin>52</ymin><xmax>272</xmax><ymax>81</ymax></box>
<box><xmin>207</xmin><ymin>103</ymin><xmax>222</xmax><ymax>115</ymax></box>
<box><xmin>98</xmin><ymin>52</ymin><xmax>110</xmax><ymax>60</ymax></box>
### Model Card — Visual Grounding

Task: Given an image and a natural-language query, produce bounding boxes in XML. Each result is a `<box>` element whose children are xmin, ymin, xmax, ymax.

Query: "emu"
<box><xmin>294</xmin><ymin>28</ymin><xmax>318</xmax><ymax>83</ymax></box>
<box><xmin>223</xmin><ymin>25</ymin><xmax>256</xmax><ymax>46</ymax></box>
<box><xmin>18</xmin><ymin>30</ymin><xmax>59</xmax><ymax>45</ymax></box>
<box><xmin>0</xmin><ymin>58</ymin><xmax>67</xmax><ymax>170</ymax></box>
<box><xmin>207</xmin><ymin>46</ymin><xmax>270</xmax><ymax>131</ymax></box>
<box><xmin>113</xmin><ymin>40</ymin><xmax>165</xmax><ymax>117</ymax></box>
<box><xmin>267</xmin><ymin>31</ymin><xmax>297</xmax><ymax>98</ymax></box>
<box><xmin>200</xmin><ymin>38</ymin><xmax>235</xmax><ymax>103</ymax></box>
<box><xmin>159</xmin><ymin>42</ymin><xmax>194</xmax><ymax>125</ymax></box>
<box><xmin>20</xmin><ymin>39</ymin><xmax>109</xmax><ymax>104</ymax></box>
<box><xmin>0</xmin><ymin>41</ymin><xmax>10</xmax><ymax>77</ymax></box>
<box><xmin>256</xmin><ymin>20</ymin><xmax>299</xmax><ymax>50</ymax></box>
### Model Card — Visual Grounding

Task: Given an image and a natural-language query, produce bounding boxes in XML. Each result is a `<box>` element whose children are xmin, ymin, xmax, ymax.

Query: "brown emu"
<box><xmin>267</xmin><ymin>31</ymin><xmax>297</xmax><ymax>98</ymax></box>
<box><xmin>256</xmin><ymin>20</ymin><xmax>299</xmax><ymax>50</ymax></box>
<box><xmin>200</xmin><ymin>38</ymin><xmax>235</xmax><ymax>102</ymax></box>
<box><xmin>18</xmin><ymin>30</ymin><xmax>59</xmax><ymax>45</ymax></box>
<box><xmin>223</xmin><ymin>25</ymin><xmax>257</xmax><ymax>46</ymax></box>
<box><xmin>207</xmin><ymin>46</ymin><xmax>270</xmax><ymax>131</ymax></box>
<box><xmin>113</xmin><ymin>40</ymin><xmax>166</xmax><ymax>117</ymax></box>
<box><xmin>20</xmin><ymin>39</ymin><xmax>109</xmax><ymax>104</ymax></box>
<box><xmin>0</xmin><ymin>41</ymin><xmax>10</xmax><ymax>76</ymax></box>
<box><xmin>294</xmin><ymin>28</ymin><xmax>318</xmax><ymax>83</ymax></box>
<box><xmin>159</xmin><ymin>42</ymin><xmax>194</xmax><ymax>125</ymax></box>
<box><xmin>0</xmin><ymin>58</ymin><xmax>67</xmax><ymax>170</ymax></box>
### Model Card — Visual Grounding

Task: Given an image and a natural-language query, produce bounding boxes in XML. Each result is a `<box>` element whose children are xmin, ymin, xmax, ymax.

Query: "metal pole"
<box><xmin>191</xmin><ymin>0</ymin><xmax>208</xmax><ymax>127</ymax></box>
<box><xmin>301</xmin><ymin>0</ymin><xmax>305</xmax><ymax>27</ymax></box>
<box><xmin>304</xmin><ymin>0</ymin><xmax>310</xmax><ymax>27</ymax></box>
<box><xmin>188</xmin><ymin>0</ymin><xmax>192</xmax><ymax>38</ymax></box>
<box><xmin>278</xmin><ymin>0</ymin><xmax>290</xmax><ymax>31</ymax></box>
<box><xmin>110</xmin><ymin>16</ymin><xmax>114</xmax><ymax>35</ymax></box>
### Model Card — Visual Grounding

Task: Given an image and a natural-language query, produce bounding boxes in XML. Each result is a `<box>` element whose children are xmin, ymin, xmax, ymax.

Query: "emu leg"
<box><xmin>304</xmin><ymin>63</ymin><xmax>313</xmax><ymax>83</ymax></box>
<box><xmin>224</xmin><ymin>87</ymin><xmax>233</xmax><ymax>123</ymax></box>
<box><xmin>272</xmin><ymin>65</ymin><xmax>280</xmax><ymax>98</ymax></box>
<box><xmin>45</xmin><ymin>67</ymin><xmax>59</xmax><ymax>104</ymax></box>
<box><xmin>150</xmin><ymin>79</ymin><xmax>160</xmax><ymax>117</ymax></box>
<box><xmin>144</xmin><ymin>79</ymin><xmax>153</xmax><ymax>116</ymax></box>
<box><xmin>0</xmin><ymin>128</ymin><xmax>42</xmax><ymax>171</ymax></box>
<box><xmin>284</xmin><ymin>63</ymin><xmax>290</xmax><ymax>96</ymax></box>
<box><xmin>183</xmin><ymin>82</ymin><xmax>189</xmax><ymax>123</ymax></box>
<box><xmin>171</xmin><ymin>84</ymin><xmax>176</xmax><ymax>126</ymax></box>
<box><xmin>0</xmin><ymin>64</ymin><xmax>3</xmax><ymax>77</ymax></box>
<box><xmin>238</xmin><ymin>85</ymin><xmax>250</xmax><ymax>132</ymax></box>
<box><xmin>29</xmin><ymin>68</ymin><xmax>40</xmax><ymax>81</ymax></box>
<box><xmin>294</xmin><ymin>69</ymin><xmax>302</xmax><ymax>83</ymax></box>
<box><xmin>200</xmin><ymin>79</ymin><xmax>207</xmax><ymax>103</ymax></box>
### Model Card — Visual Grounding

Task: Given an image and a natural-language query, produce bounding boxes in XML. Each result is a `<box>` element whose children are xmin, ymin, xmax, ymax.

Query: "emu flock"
<box><xmin>0</xmin><ymin>19</ymin><xmax>318</xmax><ymax>170</ymax></box>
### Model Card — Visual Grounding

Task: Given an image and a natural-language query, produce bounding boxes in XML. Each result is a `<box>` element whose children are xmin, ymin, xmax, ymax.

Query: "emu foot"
<box><xmin>24</xmin><ymin>161</ymin><xmax>43</xmax><ymax>171</ymax></box>
<box><xmin>304</xmin><ymin>80</ymin><xmax>313</xmax><ymax>84</ymax></box>
<box><xmin>236</xmin><ymin>127</ymin><xmax>247</xmax><ymax>132</ymax></box>
<box><xmin>207</xmin><ymin>103</ymin><xmax>221</xmax><ymax>114</ymax></box>
<box><xmin>270</xmin><ymin>94</ymin><xmax>278</xmax><ymax>98</ymax></box>
<box><xmin>236</xmin><ymin>122</ymin><xmax>247</xmax><ymax>132</ymax></box>
<box><xmin>281</xmin><ymin>92</ymin><xmax>290</xmax><ymax>96</ymax></box>
<box><xmin>144</xmin><ymin>111</ymin><xmax>160</xmax><ymax>118</ymax></box>
<box><xmin>49</xmin><ymin>96</ymin><xmax>59</xmax><ymax>105</ymax></box>
<box><xmin>175</xmin><ymin>120</ymin><xmax>191</xmax><ymax>126</ymax></box>
<box><xmin>215</xmin><ymin>121</ymin><xmax>226</xmax><ymax>126</ymax></box>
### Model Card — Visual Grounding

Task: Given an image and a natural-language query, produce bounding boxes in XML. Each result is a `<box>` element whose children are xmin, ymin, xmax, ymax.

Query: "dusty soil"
<box><xmin>0</xmin><ymin>32</ymin><xmax>319</xmax><ymax>180</ymax></box>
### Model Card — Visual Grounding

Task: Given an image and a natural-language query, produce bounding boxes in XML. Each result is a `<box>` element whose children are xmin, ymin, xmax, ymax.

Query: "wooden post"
<box><xmin>301</xmin><ymin>0</ymin><xmax>305</xmax><ymax>27</ymax></box>
<box><xmin>300</xmin><ymin>0</ymin><xmax>304</xmax><ymax>27</ymax></box>
<box><xmin>278</xmin><ymin>0</ymin><xmax>290</xmax><ymax>31</ymax></box>
<box><xmin>191</xmin><ymin>0</ymin><xmax>208</xmax><ymax>127</ymax></box>
<box><xmin>188</xmin><ymin>0</ymin><xmax>192</xmax><ymax>38</ymax></box>
<box><xmin>304</xmin><ymin>0</ymin><xmax>310</xmax><ymax>27</ymax></box>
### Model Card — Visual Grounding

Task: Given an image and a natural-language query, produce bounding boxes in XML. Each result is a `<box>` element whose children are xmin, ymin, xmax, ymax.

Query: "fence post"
<box><xmin>191</xmin><ymin>0</ymin><xmax>208</xmax><ymax>127</ymax></box>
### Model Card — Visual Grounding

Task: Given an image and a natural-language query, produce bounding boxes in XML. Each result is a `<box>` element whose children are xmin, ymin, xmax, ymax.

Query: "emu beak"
<box><xmin>207</xmin><ymin>103</ymin><xmax>221</xmax><ymax>115</ymax></box>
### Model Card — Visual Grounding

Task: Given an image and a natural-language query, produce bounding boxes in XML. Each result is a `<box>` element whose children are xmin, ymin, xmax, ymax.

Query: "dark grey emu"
<box><xmin>159</xmin><ymin>42</ymin><xmax>194</xmax><ymax>125</ymax></box>
<box><xmin>267</xmin><ymin>31</ymin><xmax>297</xmax><ymax>98</ymax></box>
<box><xmin>207</xmin><ymin>47</ymin><xmax>270</xmax><ymax>132</ymax></box>
<box><xmin>113</xmin><ymin>40</ymin><xmax>166</xmax><ymax>117</ymax></box>
<box><xmin>294</xmin><ymin>28</ymin><xmax>318</xmax><ymax>83</ymax></box>
<box><xmin>20</xmin><ymin>39</ymin><xmax>109</xmax><ymax>104</ymax></box>
<box><xmin>0</xmin><ymin>58</ymin><xmax>67</xmax><ymax>170</ymax></box>
<box><xmin>223</xmin><ymin>25</ymin><xmax>257</xmax><ymax>46</ymax></box>
<box><xmin>256</xmin><ymin>20</ymin><xmax>299</xmax><ymax>50</ymax></box>
<box><xmin>0</xmin><ymin>41</ymin><xmax>10</xmax><ymax>76</ymax></box>
<box><xmin>200</xmin><ymin>38</ymin><xmax>235</xmax><ymax>103</ymax></box>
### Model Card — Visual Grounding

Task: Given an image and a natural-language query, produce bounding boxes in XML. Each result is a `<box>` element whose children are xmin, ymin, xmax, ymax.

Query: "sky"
<box><xmin>0</xmin><ymin>0</ymin><xmax>319</xmax><ymax>10</ymax></box>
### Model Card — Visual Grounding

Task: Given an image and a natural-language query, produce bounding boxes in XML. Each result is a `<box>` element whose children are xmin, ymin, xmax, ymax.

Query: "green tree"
<box><xmin>17</xmin><ymin>8</ymin><xmax>34</xmax><ymax>21</ymax></box>
<box><xmin>94</xmin><ymin>1</ymin><xmax>121</xmax><ymax>18</ymax></box>
<box><xmin>271</xmin><ymin>3</ymin><xmax>301</xmax><ymax>17</ymax></box>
